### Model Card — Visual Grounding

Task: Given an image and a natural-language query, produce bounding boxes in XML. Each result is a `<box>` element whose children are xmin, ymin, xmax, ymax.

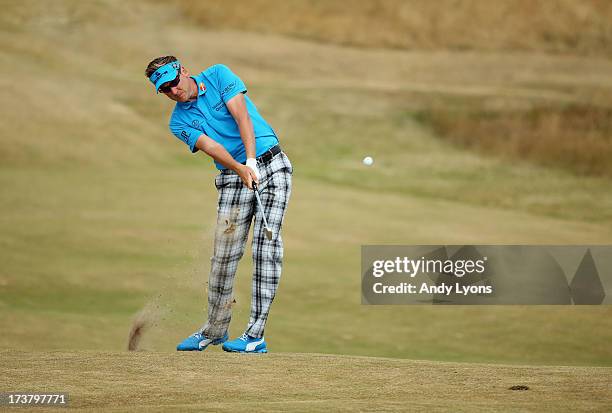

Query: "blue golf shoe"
<box><xmin>176</xmin><ymin>332</ymin><xmax>228</xmax><ymax>351</ymax></box>
<box><xmin>222</xmin><ymin>333</ymin><xmax>268</xmax><ymax>353</ymax></box>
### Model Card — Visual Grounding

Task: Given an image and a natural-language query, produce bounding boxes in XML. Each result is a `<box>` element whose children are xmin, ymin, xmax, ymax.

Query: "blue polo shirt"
<box><xmin>168</xmin><ymin>64</ymin><xmax>279</xmax><ymax>170</ymax></box>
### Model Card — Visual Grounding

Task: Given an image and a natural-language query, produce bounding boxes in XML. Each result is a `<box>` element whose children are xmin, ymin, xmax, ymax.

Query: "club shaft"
<box><xmin>254</xmin><ymin>188</ymin><xmax>271</xmax><ymax>229</ymax></box>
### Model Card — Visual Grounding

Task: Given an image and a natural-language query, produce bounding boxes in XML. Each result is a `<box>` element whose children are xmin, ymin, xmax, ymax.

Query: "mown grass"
<box><xmin>3</xmin><ymin>166</ymin><xmax>612</xmax><ymax>364</ymax></box>
<box><xmin>1</xmin><ymin>351</ymin><xmax>611</xmax><ymax>412</ymax></box>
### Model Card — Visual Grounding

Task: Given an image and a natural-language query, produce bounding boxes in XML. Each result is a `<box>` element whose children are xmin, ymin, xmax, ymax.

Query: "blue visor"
<box><xmin>149</xmin><ymin>60</ymin><xmax>181</xmax><ymax>93</ymax></box>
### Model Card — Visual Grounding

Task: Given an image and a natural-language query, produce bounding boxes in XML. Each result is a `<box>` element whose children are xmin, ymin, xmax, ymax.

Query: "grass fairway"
<box><xmin>2</xmin><ymin>351</ymin><xmax>611</xmax><ymax>412</ymax></box>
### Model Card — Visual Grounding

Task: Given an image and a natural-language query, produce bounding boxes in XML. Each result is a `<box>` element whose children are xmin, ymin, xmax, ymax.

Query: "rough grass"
<box><xmin>419</xmin><ymin>104</ymin><xmax>612</xmax><ymax>177</ymax></box>
<box><xmin>1</xmin><ymin>351</ymin><xmax>611</xmax><ymax>412</ymax></box>
<box><xmin>166</xmin><ymin>0</ymin><xmax>612</xmax><ymax>56</ymax></box>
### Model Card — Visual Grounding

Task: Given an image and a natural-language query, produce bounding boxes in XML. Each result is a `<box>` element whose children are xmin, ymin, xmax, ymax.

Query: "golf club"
<box><xmin>252</xmin><ymin>182</ymin><xmax>273</xmax><ymax>240</ymax></box>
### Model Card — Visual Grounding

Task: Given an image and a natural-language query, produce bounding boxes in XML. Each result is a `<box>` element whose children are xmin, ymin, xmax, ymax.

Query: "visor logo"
<box><xmin>151</xmin><ymin>70</ymin><xmax>167</xmax><ymax>82</ymax></box>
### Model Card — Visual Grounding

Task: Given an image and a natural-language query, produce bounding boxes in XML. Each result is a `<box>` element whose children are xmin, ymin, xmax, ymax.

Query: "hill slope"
<box><xmin>167</xmin><ymin>0</ymin><xmax>612</xmax><ymax>57</ymax></box>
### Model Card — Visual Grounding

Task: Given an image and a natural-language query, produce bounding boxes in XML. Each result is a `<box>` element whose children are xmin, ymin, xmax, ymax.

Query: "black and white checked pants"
<box><xmin>201</xmin><ymin>151</ymin><xmax>292</xmax><ymax>339</ymax></box>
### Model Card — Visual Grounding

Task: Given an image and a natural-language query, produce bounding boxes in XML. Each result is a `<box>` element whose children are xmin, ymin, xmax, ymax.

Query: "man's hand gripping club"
<box><xmin>195</xmin><ymin>134</ymin><xmax>259</xmax><ymax>189</ymax></box>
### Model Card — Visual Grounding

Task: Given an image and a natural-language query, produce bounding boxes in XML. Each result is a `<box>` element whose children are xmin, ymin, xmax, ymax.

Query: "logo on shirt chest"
<box><xmin>192</xmin><ymin>120</ymin><xmax>200</xmax><ymax>128</ymax></box>
<box><xmin>213</xmin><ymin>100</ymin><xmax>225</xmax><ymax>112</ymax></box>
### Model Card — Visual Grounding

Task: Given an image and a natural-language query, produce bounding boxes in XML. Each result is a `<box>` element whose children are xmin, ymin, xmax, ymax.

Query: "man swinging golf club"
<box><xmin>145</xmin><ymin>56</ymin><xmax>292</xmax><ymax>353</ymax></box>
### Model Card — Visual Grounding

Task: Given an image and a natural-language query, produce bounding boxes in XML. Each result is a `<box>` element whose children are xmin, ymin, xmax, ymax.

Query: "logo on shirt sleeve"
<box><xmin>180</xmin><ymin>130</ymin><xmax>190</xmax><ymax>143</ymax></box>
<box><xmin>221</xmin><ymin>81</ymin><xmax>236</xmax><ymax>97</ymax></box>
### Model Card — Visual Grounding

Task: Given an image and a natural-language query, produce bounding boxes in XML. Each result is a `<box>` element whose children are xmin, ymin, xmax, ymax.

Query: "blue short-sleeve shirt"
<box><xmin>168</xmin><ymin>64</ymin><xmax>279</xmax><ymax>170</ymax></box>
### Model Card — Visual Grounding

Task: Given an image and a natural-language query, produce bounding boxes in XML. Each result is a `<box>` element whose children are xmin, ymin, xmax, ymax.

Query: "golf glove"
<box><xmin>245</xmin><ymin>158</ymin><xmax>261</xmax><ymax>182</ymax></box>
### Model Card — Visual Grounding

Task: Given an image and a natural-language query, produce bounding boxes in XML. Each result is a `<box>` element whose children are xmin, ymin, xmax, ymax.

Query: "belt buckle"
<box><xmin>269</xmin><ymin>145</ymin><xmax>279</xmax><ymax>157</ymax></box>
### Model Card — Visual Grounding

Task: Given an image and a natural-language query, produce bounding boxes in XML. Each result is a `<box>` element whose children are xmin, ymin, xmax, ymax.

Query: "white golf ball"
<box><xmin>363</xmin><ymin>156</ymin><xmax>374</xmax><ymax>166</ymax></box>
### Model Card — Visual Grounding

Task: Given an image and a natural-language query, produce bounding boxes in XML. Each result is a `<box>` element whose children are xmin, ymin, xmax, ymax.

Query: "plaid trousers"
<box><xmin>201</xmin><ymin>151</ymin><xmax>292</xmax><ymax>339</ymax></box>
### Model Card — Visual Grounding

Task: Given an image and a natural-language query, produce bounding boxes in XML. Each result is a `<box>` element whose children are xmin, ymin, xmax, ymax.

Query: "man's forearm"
<box><xmin>195</xmin><ymin>134</ymin><xmax>257</xmax><ymax>189</ymax></box>
<box><xmin>195</xmin><ymin>135</ymin><xmax>242</xmax><ymax>172</ymax></box>
<box><xmin>236</xmin><ymin>115</ymin><xmax>256</xmax><ymax>159</ymax></box>
<box><xmin>226</xmin><ymin>94</ymin><xmax>256</xmax><ymax>159</ymax></box>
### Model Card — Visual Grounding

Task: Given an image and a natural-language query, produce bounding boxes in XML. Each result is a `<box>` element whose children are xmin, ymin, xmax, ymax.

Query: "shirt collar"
<box><xmin>178</xmin><ymin>76</ymin><xmax>206</xmax><ymax>109</ymax></box>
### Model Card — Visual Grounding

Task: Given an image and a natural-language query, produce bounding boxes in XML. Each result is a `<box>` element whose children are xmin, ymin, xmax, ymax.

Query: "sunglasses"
<box><xmin>158</xmin><ymin>69</ymin><xmax>181</xmax><ymax>93</ymax></box>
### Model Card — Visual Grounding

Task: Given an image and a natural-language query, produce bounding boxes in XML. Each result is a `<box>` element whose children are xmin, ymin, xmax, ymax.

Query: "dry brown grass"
<box><xmin>165</xmin><ymin>0</ymin><xmax>612</xmax><ymax>56</ymax></box>
<box><xmin>2</xmin><ymin>351</ymin><xmax>611</xmax><ymax>411</ymax></box>
<box><xmin>422</xmin><ymin>104</ymin><xmax>612</xmax><ymax>177</ymax></box>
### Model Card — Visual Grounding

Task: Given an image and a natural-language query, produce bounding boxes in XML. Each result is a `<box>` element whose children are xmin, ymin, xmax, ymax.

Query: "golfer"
<box><xmin>145</xmin><ymin>56</ymin><xmax>292</xmax><ymax>353</ymax></box>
